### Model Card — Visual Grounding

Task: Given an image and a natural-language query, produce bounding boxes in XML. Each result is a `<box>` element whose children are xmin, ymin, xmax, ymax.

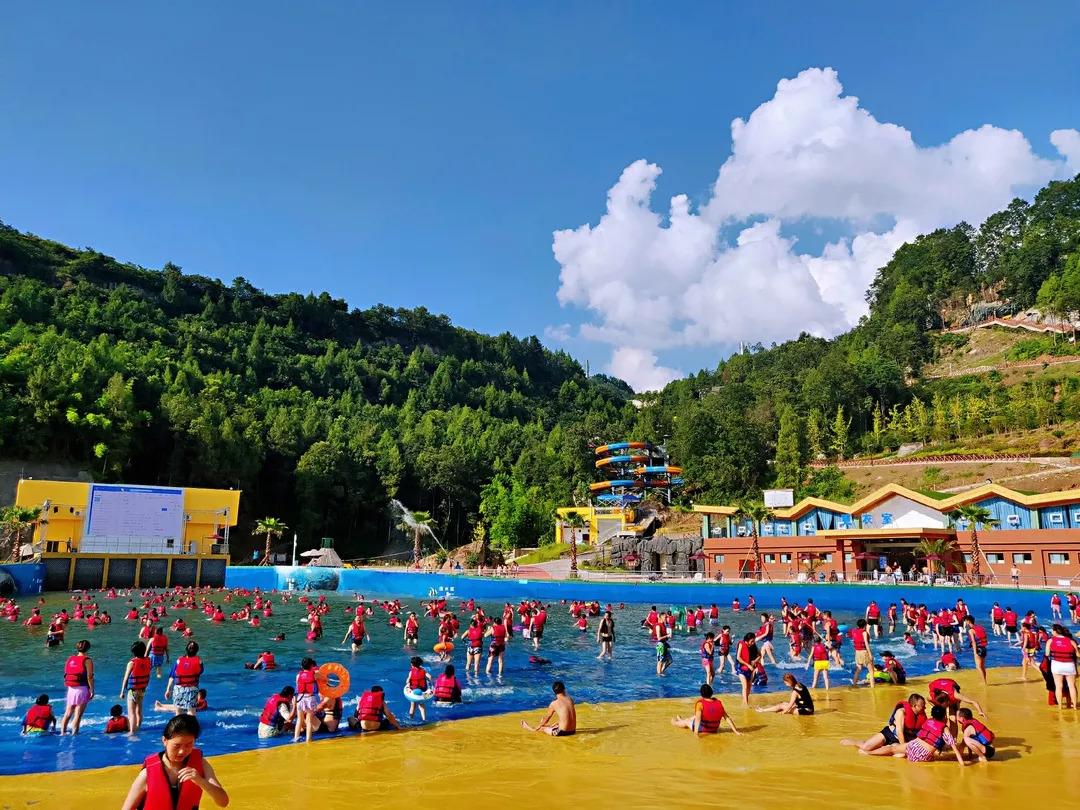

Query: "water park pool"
<box><xmin>0</xmin><ymin>584</ymin><xmax>1053</xmax><ymax>775</ymax></box>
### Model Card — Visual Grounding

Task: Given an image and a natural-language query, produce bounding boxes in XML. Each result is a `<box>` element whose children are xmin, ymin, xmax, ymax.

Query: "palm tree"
<box><xmin>400</xmin><ymin>510</ymin><xmax>434</xmax><ymax>568</ymax></box>
<box><xmin>255</xmin><ymin>517</ymin><xmax>287</xmax><ymax>566</ymax></box>
<box><xmin>564</xmin><ymin>511</ymin><xmax>586</xmax><ymax>577</ymax></box>
<box><xmin>0</xmin><ymin>505</ymin><xmax>42</xmax><ymax>561</ymax></box>
<box><xmin>949</xmin><ymin>504</ymin><xmax>1001</xmax><ymax>585</ymax></box>
<box><xmin>734</xmin><ymin>501</ymin><xmax>775</xmax><ymax>582</ymax></box>
<box><xmin>914</xmin><ymin>536</ymin><xmax>960</xmax><ymax>577</ymax></box>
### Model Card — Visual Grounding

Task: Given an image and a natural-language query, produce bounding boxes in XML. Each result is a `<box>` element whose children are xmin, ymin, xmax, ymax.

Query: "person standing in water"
<box><xmin>521</xmin><ymin>681</ymin><xmax>577</xmax><ymax>737</ymax></box>
<box><xmin>596</xmin><ymin>611</ymin><xmax>615</xmax><ymax>660</ymax></box>
<box><xmin>120</xmin><ymin>640</ymin><xmax>152</xmax><ymax>733</ymax></box>
<box><xmin>60</xmin><ymin>639</ymin><xmax>94</xmax><ymax>735</ymax></box>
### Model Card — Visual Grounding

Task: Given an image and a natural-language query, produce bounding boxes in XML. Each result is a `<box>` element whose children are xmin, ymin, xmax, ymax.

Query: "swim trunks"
<box><xmin>552</xmin><ymin>728</ymin><xmax>575</xmax><ymax>737</ymax></box>
<box><xmin>880</xmin><ymin>726</ymin><xmax>900</xmax><ymax>746</ymax></box>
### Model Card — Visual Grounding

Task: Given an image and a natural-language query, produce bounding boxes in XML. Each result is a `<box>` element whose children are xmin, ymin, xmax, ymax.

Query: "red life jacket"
<box><xmin>867</xmin><ymin>605</ymin><xmax>880</xmax><ymax>618</ymax></box>
<box><xmin>709</xmin><ymin>606</ymin><xmax>718</xmax><ymax>618</ymax></box>
<box><xmin>929</xmin><ymin>678</ymin><xmax>959</xmax><ymax>708</ymax></box>
<box><xmin>991</xmin><ymin>606</ymin><xmax>1004</xmax><ymax>620</ymax></box>
<box><xmin>811</xmin><ymin>643</ymin><xmax>827</xmax><ymax>661</ymax></box>
<box><xmin>851</xmin><ymin>629</ymin><xmax>866</xmax><ymax>650</ymax></box>
<box><xmin>961</xmin><ymin>717</ymin><xmax>995</xmax><ymax>744</ymax></box>
<box><xmin>143</xmin><ymin>750</ymin><xmax>204</xmax><ymax>810</ymax></box>
<box><xmin>296</xmin><ymin>668</ymin><xmax>318</xmax><ymax>695</ymax></box>
<box><xmin>467</xmin><ymin>626</ymin><xmax>483</xmax><ymax>645</ymax></box>
<box><xmin>260</xmin><ymin>653</ymin><xmax>276</xmax><ymax>669</ymax></box>
<box><xmin>697</xmin><ymin>698</ymin><xmax>726</xmax><ymax>733</ymax></box>
<box><xmin>174</xmin><ymin>656</ymin><xmax>202</xmax><ymax>687</ymax></box>
<box><xmin>260</xmin><ymin>695</ymin><xmax>290</xmax><ymax>727</ymax></box>
<box><xmin>736</xmin><ymin>641</ymin><xmax>751</xmax><ymax>667</ymax></box>
<box><xmin>491</xmin><ymin>623</ymin><xmax>507</xmax><ymax>644</ymax></box>
<box><xmin>105</xmin><ymin>716</ymin><xmax>130</xmax><ymax>733</ymax></box>
<box><xmin>1049</xmin><ymin>636</ymin><xmax>1077</xmax><ymax>663</ymax></box>
<box><xmin>408</xmin><ymin>667</ymin><xmax>428</xmax><ymax>690</ymax></box>
<box><xmin>129</xmin><ymin>657</ymin><xmax>152</xmax><ymax>690</ymax></box>
<box><xmin>1051</xmin><ymin>595</ymin><xmax>1061</xmax><ymax>606</ymax></box>
<box><xmin>24</xmin><ymin>705</ymin><xmax>53</xmax><ymax>730</ymax></box>
<box><xmin>64</xmin><ymin>655</ymin><xmax>88</xmax><ymax>687</ymax></box>
<box><xmin>700</xmin><ymin>640</ymin><xmax>714</xmax><ymax>661</ymax></box>
<box><xmin>358</xmin><ymin>691</ymin><xmax>385</xmax><ymax>721</ymax></box>
<box><xmin>150</xmin><ymin>635</ymin><xmax>168</xmax><ymax>655</ymax></box>
<box><xmin>719</xmin><ymin>632</ymin><xmax>731</xmax><ymax>654</ymax></box>
<box><xmin>1003</xmin><ymin>611</ymin><xmax>1017</xmax><ymax>626</ymax></box>
<box><xmin>941</xmin><ymin>653</ymin><xmax>957</xmax><ymax>667</ymax></box>
<box><xmin>970</xmin><ymin>625</ymin><xmax>988</xmax><ymax>647</ymax></box>
<box><xmin>891</xmin><ymin>701</ymin><xmax>925</xmax><ymax>739</ymax></box>
<box><xmin>917</xmin><ymin>718</ymin><xmax>948</xmax><ymax>751</ymax></box>
<box><xmin>433</xmin><ymin>674</ymin><xmax>459</xmax><ymax>701</ymax></box>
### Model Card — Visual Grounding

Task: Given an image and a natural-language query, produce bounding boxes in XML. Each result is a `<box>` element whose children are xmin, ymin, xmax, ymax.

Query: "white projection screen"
<box><xmin>82</xmin><ymin>484</ymin><xmax>186</xmax><ymax>553</ymax></box>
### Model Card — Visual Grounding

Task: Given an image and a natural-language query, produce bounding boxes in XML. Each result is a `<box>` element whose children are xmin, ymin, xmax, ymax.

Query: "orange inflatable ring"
<box><xmin>433</xmin><ymin>641</ymin><xmax>455</xmax><ymax>653</ymax></box>
<box><xmin>316</xmin><ymin>662</ymin><xmax>350</xmax><ymax>699</ymax></box>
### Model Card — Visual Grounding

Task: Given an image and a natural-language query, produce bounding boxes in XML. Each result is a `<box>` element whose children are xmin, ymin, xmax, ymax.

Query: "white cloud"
<box><xmin>543</xmin><ymin>323</ymin><xmax>572</xmax><ymax>343</ymax></box>
<box><xmin>608</xmin><ymin>347</ymin><xmax>682</xmax><ymax>393</ymax></box>
<box><xmin>1052</xmin><ymin>129</ymin><xmax>1080</xmax><ymax>173</ymax></box>
<box><xmin>552</xmin><ymin>67</ymin><xmax>1079</xmax><ymax>392</ymax></box>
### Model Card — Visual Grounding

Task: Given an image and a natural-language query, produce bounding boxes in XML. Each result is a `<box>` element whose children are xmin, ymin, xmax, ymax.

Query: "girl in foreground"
<box><xmin>120</xmin><ymin>715</ymin><xmax>229</xmax><ymax>810</ymax></box>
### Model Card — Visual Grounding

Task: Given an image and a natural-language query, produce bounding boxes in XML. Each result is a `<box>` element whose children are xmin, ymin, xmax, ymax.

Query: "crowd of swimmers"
<box><xmin>6</xmin><ymin>582</ymin><xmax>1080</xmax><ymax>803</ymax></box>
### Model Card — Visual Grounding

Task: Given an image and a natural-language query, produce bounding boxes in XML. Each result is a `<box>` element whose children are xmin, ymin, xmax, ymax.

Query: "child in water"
<box><xmin>405</xmin><ymin>656</ymin><xmax>431</xmax><ymax>721</ymax></box>
<box><xmin>120</xmin><ymin>715</ymin><xmax>229</xmax><ymax>810</ymax></box>
<box><xmin>22</xmin><ymin>694</ymin><xmax>56</xmax><ymax>734</ymax></box>
<box><xmin>105</xmin><ymin>704</ymin><xmax>130</xmax><ymax>734</ymax></box>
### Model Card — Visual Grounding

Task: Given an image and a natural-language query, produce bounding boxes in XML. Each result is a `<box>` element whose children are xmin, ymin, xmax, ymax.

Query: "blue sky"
<box><xmin>2</xmin><ymin>3</ymin><xmax>1078</xmax><ymax>390</ymax></box>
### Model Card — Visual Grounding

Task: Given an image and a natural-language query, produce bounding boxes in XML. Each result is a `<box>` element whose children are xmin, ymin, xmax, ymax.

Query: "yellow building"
<box><xmin>15</xmin><ymin>479</ymin><xmax>240</xmax><ymax>590</ymax></box>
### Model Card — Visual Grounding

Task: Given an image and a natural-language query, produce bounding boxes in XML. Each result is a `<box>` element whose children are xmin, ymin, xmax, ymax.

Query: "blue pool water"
<box><xmin>0</xmin><ymin>586</ymin><xmax>1053</xmax><ymax>775</ymax></box>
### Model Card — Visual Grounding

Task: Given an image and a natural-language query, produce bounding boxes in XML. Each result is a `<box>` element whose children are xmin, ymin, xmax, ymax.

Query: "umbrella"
<box><xmin>689</xmin><ymin>553</ymin><xmax>707</xmax><ymax>560</ymax></box>
<box><xmin>853</xmin><ymin>552</ymin><xmax>878</xmax><ymax>560</ymax></box>
<box><xmin>622</xmin><ymin>552</ymin><xmax>641</xmax><ymax>562</ymax></box>
<box><xmin>205</xmin><ymin>533</ymin><xmax>225</xmax><ymax>541</ymax></box>
<box><xmin>299</xmin><ymin>549</ymin><xmax>323</xmax><ymax>558</ymax></box>
<box><xmin>921</xmin><ymin>554</ymin><xmax>944</xmax><ymax>561</ymax></box>
<box><xmin>799</xmin><ymin>552</ymin><xmax>820</xmax><ymax>561</ymax></box>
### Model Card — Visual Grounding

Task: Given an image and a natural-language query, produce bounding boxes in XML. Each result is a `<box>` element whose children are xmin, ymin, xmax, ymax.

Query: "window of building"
<box><xmin>779</xmin><ymin>553</ymin><xmax>791</xmax><ymax>563</ymax></box>
<box><xmin>986</xmin><ymin>553</ymin><xmax>1004</xmax><ymax>564</ymax></box>
<box><xmin>822</xmin><ymin>553</ymin><xmax>833</xmax><ymax>563</ymax></box>
<box><xmin>1049</xmin><ymin>553</ymin><xmax>1071</xmax><ymax>565</ymax></box>
<box><xmin>843</xmin><ymin>552</ymin><xmax>852</xmax><ymax>563</ymax></box>
<box><xmin>713</xmin><ymin>554</ymin><xmax>725</xmax><ymax>563</ymax></box>
<box><xmin>962</xmin><ymin>553</ymin><xmax>972</xmax><ymax>563</ymax></box>
<box><xmin>166</xmin><ymin>538</ymin><xmax>175</xmax><ymax>548</ymax></box>
<box><xmin>764</xmin><ymin>554</ymin><xmax>776</xmax><ymax>563</ymax></box>
<box><xmin>1012</xmin><ymin>553</ymin><xmax>1033</xmax><ymax>564</ymax></box>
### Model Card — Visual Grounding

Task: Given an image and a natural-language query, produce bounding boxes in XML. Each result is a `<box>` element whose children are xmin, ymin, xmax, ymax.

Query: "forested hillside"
<box><xmin>1</xmin><ymin>174</ymin><xmax>1077</xmax><ymax>555</ymax></box>
<box><xmin>0</xmin><ymin>223</ymin><xmax>635</xmax><ymax>557</ymax></box>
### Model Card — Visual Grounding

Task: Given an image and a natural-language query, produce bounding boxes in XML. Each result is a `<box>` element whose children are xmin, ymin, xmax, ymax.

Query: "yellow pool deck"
<box><xmin>3</xmin><ymin>670</ymin><xmax>1077</xmax><ymax>810</ymax></box>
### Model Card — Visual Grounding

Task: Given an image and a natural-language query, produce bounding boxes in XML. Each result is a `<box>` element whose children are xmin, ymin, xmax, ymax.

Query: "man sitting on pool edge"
<box><xmin>521</xmin><ymin>681</ymin><xmax>576</xmax><ymax>737</ymax></box>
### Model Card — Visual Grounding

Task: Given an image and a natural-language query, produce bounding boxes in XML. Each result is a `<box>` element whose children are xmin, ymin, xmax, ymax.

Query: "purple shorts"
<box><xmin>66</xmin><ymin>686</ymin><xmax>91</xmax><ymax>707</ymax></box>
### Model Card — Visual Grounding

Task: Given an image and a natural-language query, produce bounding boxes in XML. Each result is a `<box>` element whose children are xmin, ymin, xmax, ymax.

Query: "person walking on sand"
<box><xmin>521</xmin><ymin>681</ymin><xmax>576</xmax><ymax>737</ymax></box>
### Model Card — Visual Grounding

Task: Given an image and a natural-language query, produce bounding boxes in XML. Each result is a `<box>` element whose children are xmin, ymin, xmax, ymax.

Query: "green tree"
<box><xmin>1</xmin><ymin>505</ymin><xmax>41</xmax><ymax>560</ymax></box>
<box><xmin>949</xmin><ymin>504</ymin><xmax>1001</xmax><ymax>585</ymax></box>
<box><xmin>255</xmin><ymin>516</ymin><xmax>287</xmax><ymax>566</ymax></box>
<box><xmin>830</xmin><ymin>405</ymin><xmax>851</xmax><ymax>461</ymax></box>
<box><xmin>401</xmin><ymin>509</ymin><xmax>435</xmax><ymax>567</ymax></box>
<box><xmin>773</xmin><ymin>406</ymin><xmax>803</xmax><ymax>489</ymax></box>
<box><xmin>914</xmin><ymin>536</ymin><xmax>960</xmax><ymax>577</ymax></box>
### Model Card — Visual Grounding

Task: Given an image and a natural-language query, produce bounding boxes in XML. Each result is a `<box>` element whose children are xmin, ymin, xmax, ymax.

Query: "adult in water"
<box><xmin>521</xmin><ymin>681</ymin><xmax>577</xmax><ymax>737</ymax></box>
<box><xmin>596</xmin><ymin>611</ymin><xmax>615</xmax><ymax>660</ymax></box>
<box><xmin>755</xmin><ymin>673</ymin><xmax>815</xmax><ymax>715</ymax></box>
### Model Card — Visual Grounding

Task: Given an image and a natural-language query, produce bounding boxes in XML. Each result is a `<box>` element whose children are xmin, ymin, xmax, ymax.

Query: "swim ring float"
<box><xmin>316</xmin><ymin>662</ymin><xmax>350</xmax><ymax>699</ymax></box>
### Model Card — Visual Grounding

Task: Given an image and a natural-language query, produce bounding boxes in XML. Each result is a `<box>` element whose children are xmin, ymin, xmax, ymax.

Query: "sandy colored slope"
<box><xmin>2</xmin><ymin>670</ymin><xmax>1077</xmax><ymax>810</ymax></box>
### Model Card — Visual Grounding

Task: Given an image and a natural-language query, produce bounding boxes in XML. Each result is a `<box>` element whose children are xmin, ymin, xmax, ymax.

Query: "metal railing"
<box><xmin>349</xmin><ymin>565</ymin><xmax>1080</xmax><ymax>590</ymax></box>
